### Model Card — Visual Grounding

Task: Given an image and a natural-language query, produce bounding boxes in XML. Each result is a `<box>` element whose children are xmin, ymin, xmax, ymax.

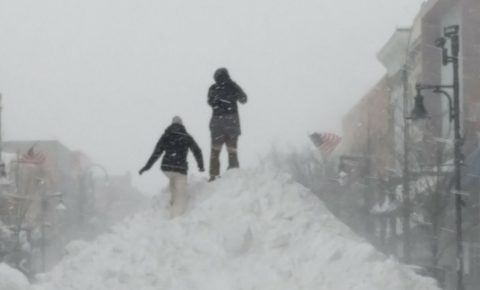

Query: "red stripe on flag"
<box><xmin>310</xmin><ymin>132</ymin><xmax>342</xmax><ymax>155</ymax></box>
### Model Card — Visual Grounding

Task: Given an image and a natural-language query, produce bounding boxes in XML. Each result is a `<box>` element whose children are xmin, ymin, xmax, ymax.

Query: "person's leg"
<box><xmin>209</xmin><ymin>116</ymin><xmax>227</xmax><ymax>181</ymax></box>
<box><xmin>163</xmin><ymin>171</ymin><xmax>175</xmax><ymax>213</ymax></box>
<box><xmin>170</xmin><ymin>172</ymin><xmax>188</xmax><ymax>217</ymax></box>
<box><xmin>176</xmin><ymin>173</ymin><xmax>188</xmax><ymax>215</ymax></box>
<box><xmin>225</xmin><ymin>135</ymin><xmax>239</xmax><ymax>169</ymax></box>
<box><xmin>209</xmin><ymin>134</ymin><xmax>225</xmax><ymax>181</ymax></box>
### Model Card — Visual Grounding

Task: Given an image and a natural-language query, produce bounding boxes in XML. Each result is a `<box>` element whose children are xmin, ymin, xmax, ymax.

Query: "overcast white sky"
<box><xmin>0</xmin><ymin>0</ymin><xmax>424</xmax><ymax>195</ymax></box>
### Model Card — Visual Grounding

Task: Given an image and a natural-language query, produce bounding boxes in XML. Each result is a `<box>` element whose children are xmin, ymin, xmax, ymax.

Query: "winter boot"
<box><xmin>227</xmin><ymin>152</ymin><xmax>239</xmax><ymax>169</ymax></box>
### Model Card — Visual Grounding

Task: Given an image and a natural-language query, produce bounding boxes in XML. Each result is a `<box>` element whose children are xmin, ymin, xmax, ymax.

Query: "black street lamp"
<box><xmin>409</xmin><ymin>25</ymin><xmax>464</xmax><ymax>290</ymax></box>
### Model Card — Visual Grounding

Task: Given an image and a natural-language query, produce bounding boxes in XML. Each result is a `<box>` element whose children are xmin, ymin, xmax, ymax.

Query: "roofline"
<box><xmin>377</xmin><ymin>28</ymin><xmax>412</xmax><ymax>62</ymax></box>
<box><xmin>3</xmin><ymin>139</ymin><xmax>72</xmax><ymax>152</ymax></box>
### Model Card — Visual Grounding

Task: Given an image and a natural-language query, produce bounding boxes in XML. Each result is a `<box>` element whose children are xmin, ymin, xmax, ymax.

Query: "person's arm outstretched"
<box><xmin>139</xmin><ymin>137</ymin><xmax>165</xmax><ymax>175</ymax></box>
<box><xmin>189</xmin><ymin>136</ymin><xmax>204</xmax><ymax>172</ymax></box>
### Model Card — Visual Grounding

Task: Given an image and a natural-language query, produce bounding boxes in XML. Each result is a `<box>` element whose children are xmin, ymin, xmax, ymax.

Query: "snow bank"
<box><xmin>0</xmin><ymin>263</ymin><xmax>30</xmax><ymax>290</ymax></box>
<box><xmin>34</xmin><ymin>168</ymin><xmax>440</xmax><ymax>290</ymax></box>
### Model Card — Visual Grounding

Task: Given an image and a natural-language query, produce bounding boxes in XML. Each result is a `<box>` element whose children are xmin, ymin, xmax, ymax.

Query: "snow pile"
<box><xmin>34</xmin><ymin>168</ymin><xmax>440</xmax><ymax>290</ymax></box>
<box><xmin>0</xmin><ymin>263</ymin><xmax>30</xmax><ymax>290</ymax></box>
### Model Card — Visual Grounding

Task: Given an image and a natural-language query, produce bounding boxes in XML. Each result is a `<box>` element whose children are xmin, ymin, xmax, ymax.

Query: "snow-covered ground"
<box><xmin>0</xmin><ymin>263</ymin><xmax>30</xmax><ymax>290</ymax></box>
<box><xmin>33</xmin><ymin>167</ymin><xmax>440</xmax><ymax>290</ymax></box>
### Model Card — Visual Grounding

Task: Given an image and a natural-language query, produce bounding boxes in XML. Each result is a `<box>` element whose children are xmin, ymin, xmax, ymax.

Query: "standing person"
<box><xmin>139</xmin><ymin>116</ymin><xmax>204</xmax><ymax>217</ymax></box>
<box><xmin>208</xmin><ymin>68</ymin><xmax>247</xmax><ymax>182</ymax></box>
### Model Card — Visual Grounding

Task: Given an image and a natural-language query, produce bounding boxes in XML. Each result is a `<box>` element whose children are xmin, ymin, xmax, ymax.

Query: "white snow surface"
<box><xmin>0</xmin><ymin>263</ymin><xmax>30</xmax><ymax>290</ymax></box>
<box><xmin>34</xmin><ymin>168</ymin><xmax>440</xmax><ymax>290</ymax></box>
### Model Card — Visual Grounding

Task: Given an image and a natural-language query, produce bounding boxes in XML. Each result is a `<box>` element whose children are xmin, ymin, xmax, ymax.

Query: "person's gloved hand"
<box><xmin>139</xmin><ymin>167</ymin><xmax>148</xmax><ymax>175</ymax></box>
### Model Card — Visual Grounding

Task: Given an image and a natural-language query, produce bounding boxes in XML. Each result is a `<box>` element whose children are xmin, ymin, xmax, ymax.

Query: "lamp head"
<box><xmin>409</xmin><ymin>90</ymin><xmax>430</xmax><ymax>120</ymax></box>
<box><xmin>444</xmin><ymin>25</ymin><xmax>459</xmax><ymax>38</ymax></box>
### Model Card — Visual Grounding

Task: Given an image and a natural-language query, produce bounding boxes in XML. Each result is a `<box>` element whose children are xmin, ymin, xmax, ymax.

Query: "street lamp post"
<box><xmin>402</xmin><ymin>62</ymin><xmax>412</xmax><ymax>265</ymax></box>
<box><xmin>409</xmin><ymin>25</ymin><xmax>464</xmax><ymax>290</ymax></box>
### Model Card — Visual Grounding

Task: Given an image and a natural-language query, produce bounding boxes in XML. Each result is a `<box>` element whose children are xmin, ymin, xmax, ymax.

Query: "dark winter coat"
<box><xmin>143</xmin><ymin>123</ymin><xmax>204</xmax><ymax>175</ymax></box>
<box><xmin>208</xmin><ymin>68</ymin><xmax>247</xmax><ymax>137</ymax></box>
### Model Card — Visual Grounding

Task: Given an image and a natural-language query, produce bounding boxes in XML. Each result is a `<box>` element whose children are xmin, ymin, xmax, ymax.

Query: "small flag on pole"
<box><xmin>309</xmin><ymin>132</ymin><xmax>342</xmax><ymax>154</ymax></box>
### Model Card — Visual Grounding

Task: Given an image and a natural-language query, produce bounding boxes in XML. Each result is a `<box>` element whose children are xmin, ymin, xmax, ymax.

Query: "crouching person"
<box><xmin>139</xmin><ymin>116</ymin><xmax>204</xmax><ymax>217</ymax></box>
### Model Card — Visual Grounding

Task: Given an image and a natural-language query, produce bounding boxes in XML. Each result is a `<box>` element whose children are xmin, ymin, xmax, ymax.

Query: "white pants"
<box><xmin>163</xmin><ymin>171</ymin><xmax>188</xmax><ymax>218</ymax></box>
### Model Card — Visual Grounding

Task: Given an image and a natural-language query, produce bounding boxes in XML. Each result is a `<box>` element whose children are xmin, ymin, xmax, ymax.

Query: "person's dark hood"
<box><xmin>214</xmin><ymin>68</ymin><xmax>231</xmax><ymax>84</ymax></box>
<box><xmin>165</xmin><ymin>123</ymin><xmax>187</xmax><ymax>135</ymax></box>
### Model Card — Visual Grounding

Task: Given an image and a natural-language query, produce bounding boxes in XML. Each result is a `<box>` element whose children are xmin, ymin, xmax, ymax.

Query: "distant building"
<box><xmin>3</xmin><ymin>140</ymin><xmax>85</xmax><ymax>225</ymax></box>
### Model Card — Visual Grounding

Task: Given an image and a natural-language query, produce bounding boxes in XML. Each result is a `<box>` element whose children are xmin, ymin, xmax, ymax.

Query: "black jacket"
<box><xmin>143</xmin><ymin>124</ymin><xmax>204</xmax><ymax>175</ymax></box>
<box><xmin>208</xmin><ymin>68</ymin><xmax>247</xmax><ymax>116</ymax></box>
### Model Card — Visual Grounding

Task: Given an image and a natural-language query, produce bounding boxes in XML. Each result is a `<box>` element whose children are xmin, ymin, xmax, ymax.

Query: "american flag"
<box><xmin>20</xmin><ymin>146</ymin><xmax>46</xmax><ymax>164</ymax></box>
<box><xmin>309</xmin><ymin>132</ymin><xmax>342</xmax><ymax>154</ymax></box>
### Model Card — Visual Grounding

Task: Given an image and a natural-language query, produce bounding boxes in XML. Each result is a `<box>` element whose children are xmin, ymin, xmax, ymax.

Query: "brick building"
<box><xmin>343</xmin><ymin>0</ymin><xmax>480</xmax><ymax>288</ymax></box>
<box><xmin>342</xmin><ymin>76</ymin><xmax>393</xmax><ymax>178</ymax></box>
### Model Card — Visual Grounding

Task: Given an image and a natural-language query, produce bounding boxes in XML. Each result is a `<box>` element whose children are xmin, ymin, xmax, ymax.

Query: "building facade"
<box><xmin>343</xmin><ymin>1</ymin><xmax>480</xmax><ymax>288</ymax></box>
